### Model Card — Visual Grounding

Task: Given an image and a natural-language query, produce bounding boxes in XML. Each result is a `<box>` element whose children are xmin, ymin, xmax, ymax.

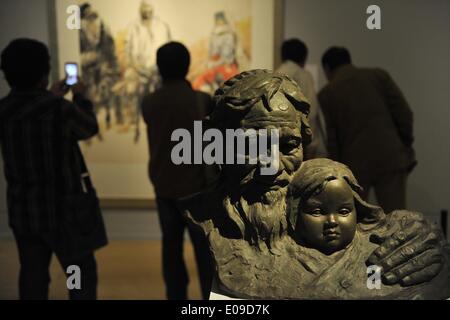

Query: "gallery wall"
<box><xmin>283</xmin><ymin>0</ymin><xmax>450</xmax><ymax>219</ymax></box>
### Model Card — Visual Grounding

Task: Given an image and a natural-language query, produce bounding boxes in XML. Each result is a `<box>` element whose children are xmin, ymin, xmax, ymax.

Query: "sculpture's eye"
<box><xmin>280</xmin><ymin>137</ymin><xmax>301</xmax><ymax>155</ymax></box>
<box><xmin>339</xmin><ymin>208</ymin><xmax>351</xmax><ymax>216</ymax></box>
<box><xmin>309</xmin><ymin>208</ymin><xmax>322</xmax><ymax>217</ymax></box>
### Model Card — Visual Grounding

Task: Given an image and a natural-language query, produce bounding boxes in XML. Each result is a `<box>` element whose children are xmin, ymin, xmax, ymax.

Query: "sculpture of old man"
<box><xmin>180</xmin><ymin>70</ymin><xmax>449</xmax><ymax>299</ymax></box>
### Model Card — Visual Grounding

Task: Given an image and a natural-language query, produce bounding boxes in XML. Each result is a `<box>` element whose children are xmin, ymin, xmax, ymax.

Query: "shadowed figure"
<box><xmin>276</xmin><ymin>38</ymin><xmax>327</xmax><ymax>159</ymax></box>
<box><xmin>142</xmin><ymin>42</ymin><xmax>213</xmax><ymax>300</ymax></box>
<box><xmin>0</xmin><ymin>38</ymin><xmax>107</xmax><ymax>300</ymax></box>
<box><xmin>319</xmin><ymin>47</ymin><xmax>416</xmax><ymax>213</ymax></box>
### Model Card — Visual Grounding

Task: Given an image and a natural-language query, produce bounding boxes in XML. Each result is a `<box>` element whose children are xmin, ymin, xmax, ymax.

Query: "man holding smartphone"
<box><xmin>0</xmin><ymin>38</ymin><xmax>107</xmax><ymax>300</ymax></box>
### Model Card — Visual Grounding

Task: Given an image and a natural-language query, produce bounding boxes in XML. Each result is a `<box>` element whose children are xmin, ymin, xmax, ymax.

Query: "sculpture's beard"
<box><xmin>222</xmin><ymin>165</ymin><xmax>292</xmax><ymax>249</ymax></box>
<box><xmin>233</xmin><ymin>186</ymin><xmax>288</xmax><ymax>250</ymax></box>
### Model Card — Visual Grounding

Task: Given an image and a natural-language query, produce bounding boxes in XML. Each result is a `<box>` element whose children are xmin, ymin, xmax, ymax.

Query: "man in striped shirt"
<box><xmin>0</xmin><ymin>38</ymin><xmax>107</xmax><ymax>299</ymax></box>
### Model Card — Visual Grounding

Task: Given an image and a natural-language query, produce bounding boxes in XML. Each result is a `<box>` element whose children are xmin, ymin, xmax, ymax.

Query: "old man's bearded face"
<box><xmin>235</xmin><ymin>93</ymin><xmax>303</xmax><ymax>247</ymax></box>
<box><xmin>239</xmin><ymin>91</ymin><xmax>303</xmax><ymax>201</ymax></box>
<box><xmin>212</xmin><ymin>70</ymin><xmax>310</xmax><ymax>248</ymax></box>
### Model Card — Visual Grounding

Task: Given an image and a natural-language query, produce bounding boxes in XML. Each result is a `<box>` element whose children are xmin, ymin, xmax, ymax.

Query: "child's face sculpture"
<box><xmin>297</xmin><ymin>179</ymin><xmax>357</xmax><ymax>254</ymax></box>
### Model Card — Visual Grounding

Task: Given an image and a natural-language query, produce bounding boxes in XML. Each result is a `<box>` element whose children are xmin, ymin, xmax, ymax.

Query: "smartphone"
<box><xmin>65</xmin><ymin>62</ymin><xmax>78</xmax><ymax>86</ymax></box>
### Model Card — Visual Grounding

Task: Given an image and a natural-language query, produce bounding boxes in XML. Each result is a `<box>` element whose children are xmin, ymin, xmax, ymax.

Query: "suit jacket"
<box><xmin>318</xmin><ymin>65</ymin><xmax>416</xmax><ymax>182</ymax></box>
<box><xmin>142</xmin><ymin>80</ymin><xmax>214</xmax><ymax>199</ymax></box>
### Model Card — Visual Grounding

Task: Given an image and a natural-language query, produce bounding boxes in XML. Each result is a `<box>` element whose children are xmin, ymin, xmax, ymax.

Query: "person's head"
<box><xmin>156</xmin><ymin>42</ymin><xmax>190</xmax><ymax>81</ymax></box>
<box><xmin>214</xmin><ymin>11</ymin><xmax>228</xmax><ymax>26</ymax></box>
<box><xmin>281</xmin><ymin>39</ymin><xmax>308</xmax><ymax>67</ymax></box>
<box><xmin>80</xmin><ymin>3</ymin><xmax>101</xmax><ymax>44</ymax></box>
<box><xmin>287</xmin><ymin>159</ymin><xmax>380</xmax><ymax>254</ymax></box>
<box><xmin>209</xmin><ymin>70</ymin><xmax>312</xmax><ymax>248</ymax></box>
<box><xmin>140</xmin><ymin>0</ymin><xmax>154</xmax><ymax>20</ymax></box>
<box><xmin>321</xmin><ymin>46</ymin><xmax>352</xmax><ymax>81</ymax></box>
<box><xmin>80</xmin><ymin>3</ymin><xmax>98</xmax><ymax>21</ymax></box>
<box><xmin>1</xmin><ymin>38</ymin><xmax>51</xmax><ymax>90</ymax></box>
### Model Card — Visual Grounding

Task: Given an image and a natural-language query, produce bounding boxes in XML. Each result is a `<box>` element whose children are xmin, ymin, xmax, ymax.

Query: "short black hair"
<box><xmin>157</xmin><ymin>42</ymin><xmax>190</xmax><ymax>81</ymax></box>
<box><xmin>1</xmin><ymin>38</ymin><xmax>50</xmax><ymax>89</ymax></box>
<box><xmin>281</xmin><ymin>39</ymin><xmax>308</xmax><ymax>65</ymax></box>
<box><xmin>321</xmin><ymin>47</ymin><xmax>352</xmax><ymax>71</ymax></box>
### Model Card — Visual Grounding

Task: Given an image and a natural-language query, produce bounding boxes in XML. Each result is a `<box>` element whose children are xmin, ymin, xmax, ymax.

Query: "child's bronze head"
<box><xmin>288</xmin><ymin>159</ymin><xmax>380</xmax><ymax>254</ymax></box>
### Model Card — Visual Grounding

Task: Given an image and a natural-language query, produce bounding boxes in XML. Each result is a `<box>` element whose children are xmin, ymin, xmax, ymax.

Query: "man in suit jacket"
<box><xmin>318</xmin><ymin>47</ymin><xmax>416</xmax><ymax>213</ymax></box>
<box><xmin>142</xmin><ymin>41</ymin><xmax>213</xmax><ymax>300</ymax></box>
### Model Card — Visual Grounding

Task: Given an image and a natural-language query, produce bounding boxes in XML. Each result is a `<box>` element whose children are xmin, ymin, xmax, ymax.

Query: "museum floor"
<box><xmin>0</xmin><ymin>240</ymin><xmax>202</xmax><ymax>300</ymax></box>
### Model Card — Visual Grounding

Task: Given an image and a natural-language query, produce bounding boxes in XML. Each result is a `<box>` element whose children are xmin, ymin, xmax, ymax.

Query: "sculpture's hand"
<box><xmin>367</xmin><ymin>210</ymin><xmax>446</xmax><ymax>286</ymax></box>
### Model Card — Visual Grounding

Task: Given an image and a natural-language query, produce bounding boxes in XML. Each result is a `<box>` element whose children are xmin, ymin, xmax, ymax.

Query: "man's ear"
<box><xmin>300</xmin><ymin>113</ymin><xmax>313</xmax><ymax>148</ymax></box>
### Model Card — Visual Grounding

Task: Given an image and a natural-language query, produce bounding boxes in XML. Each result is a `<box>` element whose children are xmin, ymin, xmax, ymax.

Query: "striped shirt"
<box><xmin>0</xmin><ymin>89</ymin><xmax>98</xmax><ymax>234</ymax></box>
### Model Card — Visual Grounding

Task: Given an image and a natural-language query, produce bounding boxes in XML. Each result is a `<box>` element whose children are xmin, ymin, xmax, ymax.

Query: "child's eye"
<box><xmin>339</xmin><ymin>208</ymin><xmax>351</xmax><ymax>216</ymax></box>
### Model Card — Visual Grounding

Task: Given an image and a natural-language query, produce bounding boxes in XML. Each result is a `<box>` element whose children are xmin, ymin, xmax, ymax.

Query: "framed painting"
<box><xmin>50</xmin><ymin>0</ymin><xmax>283</xmax><ymax>208</ymax></box>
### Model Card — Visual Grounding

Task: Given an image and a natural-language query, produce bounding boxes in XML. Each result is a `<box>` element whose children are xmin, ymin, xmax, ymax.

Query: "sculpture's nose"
<box><xmin>325</xmin><ymin>213</ymin><xmax>338</xmax><ymax>227</ymax></box>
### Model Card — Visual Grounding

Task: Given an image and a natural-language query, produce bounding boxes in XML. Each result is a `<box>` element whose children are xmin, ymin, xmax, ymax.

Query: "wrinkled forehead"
<box><xmin>224</xmin><ymin>72</ymin><xmax>306</xmax><ymax>102</ymax></box>
<box><xmin>211</xmin><ymin>70</ymin><xmax>310</xmax><ymax>130</ymax></box>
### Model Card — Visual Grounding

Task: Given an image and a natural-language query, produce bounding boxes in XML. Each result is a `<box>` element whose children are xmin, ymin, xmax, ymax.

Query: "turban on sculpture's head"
<box><xmin>210</xmin><ymin>69</ymin><xmax>313</xmax><ymax>147</ymax></box>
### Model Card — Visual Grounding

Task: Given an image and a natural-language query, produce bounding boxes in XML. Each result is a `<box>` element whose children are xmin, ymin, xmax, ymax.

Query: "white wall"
<box><xmin>284</xmin><ymin>0</ymin><xmax>450</xmax><ymax>218</ymax></box>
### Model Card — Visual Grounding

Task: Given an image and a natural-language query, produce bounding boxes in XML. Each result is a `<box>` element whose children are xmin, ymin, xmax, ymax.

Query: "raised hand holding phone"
<box><xmin>71</xmin><ymin>79</ymin><xmax>86</xmax><ymax>97</ymax></box>
<box><xmin>50</xmin><ymin>79</ymin><xmax>70</xmax><ymax>97</ymax></box>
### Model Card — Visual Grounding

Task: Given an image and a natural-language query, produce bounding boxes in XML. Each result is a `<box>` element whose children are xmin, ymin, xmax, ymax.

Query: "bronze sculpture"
<box><xmin>287</xmin><ymin>158</ymin><xmax>449</xmax><ymax>299</ymax></box>
<box><xmin>180</xmin><ymin>70</ymin><xmax>449</xmax><ymax>299</ymax></box>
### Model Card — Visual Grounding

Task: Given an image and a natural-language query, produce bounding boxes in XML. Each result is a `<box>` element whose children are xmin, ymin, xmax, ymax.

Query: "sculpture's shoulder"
<box><xmin>178</xmin><ymin>181</ymin><xmax>244</xmax><ymax>238</ymax></box>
